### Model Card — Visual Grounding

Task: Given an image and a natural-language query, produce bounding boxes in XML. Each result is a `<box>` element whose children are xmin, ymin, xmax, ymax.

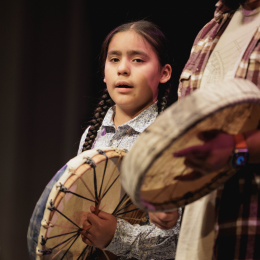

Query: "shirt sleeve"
<box><xmin>77</xmin><ymin>126</ymin><xmax>90</xmax><ymax>155</ymax></box>
<box><xmin>105</xmin><ymin>208</ymin><xmax>182</xmax><ymax>260</ymax></box>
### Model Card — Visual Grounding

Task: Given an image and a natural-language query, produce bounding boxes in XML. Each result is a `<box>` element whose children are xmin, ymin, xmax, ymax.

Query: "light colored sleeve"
<box><xmin>77</xmin><ymin>126</ymin><xmax>90</xmax><ymax>155</ymax></box>
<box><xmin>105</xmin><ymin>208</ymin><xmax>182</xmax><ymax>260</ymax></box>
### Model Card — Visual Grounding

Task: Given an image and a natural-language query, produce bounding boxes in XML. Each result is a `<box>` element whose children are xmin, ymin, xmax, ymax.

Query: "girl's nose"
<box><xmin>117</xmin><ymin>60</ymin><xmax>130</xmax><ymax>76</ymax></box>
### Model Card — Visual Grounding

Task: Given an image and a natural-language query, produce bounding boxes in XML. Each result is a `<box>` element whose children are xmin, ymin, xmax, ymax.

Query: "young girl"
<box><xmin>78</xmin><ymin>20</ymin><xmax>181</xmax><ymax>260</ymax></box>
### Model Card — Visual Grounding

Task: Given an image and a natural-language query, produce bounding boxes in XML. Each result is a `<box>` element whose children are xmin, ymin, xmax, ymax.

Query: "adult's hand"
<box><xmin>81</xmin><ymin>205</ymin><xmax>117</xmax><ymax>249</ymax></box>
<box><xmin>174</xmin><ymin>130</ymin><xmax>234</xmax><ymax>181</ymax></box>
<box><xmin>149</xmin><ymin>210</ymin><xmax>179</xmax><ymax>230</ymax></box>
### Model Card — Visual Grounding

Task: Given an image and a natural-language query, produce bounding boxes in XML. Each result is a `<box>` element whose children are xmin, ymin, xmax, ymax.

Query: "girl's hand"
<box><xmin>81</xmin><ymin>205</ymin><xmax>117</xmax><ymax>249</ymax></box>
<box><xmin>149</xmin><ymin>210</ymin><xmax>179</xmax><ymax>230</ymax></box>
<box><xmin>174</xmin><ymin>130</ymin><xmax>234</xmax><ymax>181</ymax></box>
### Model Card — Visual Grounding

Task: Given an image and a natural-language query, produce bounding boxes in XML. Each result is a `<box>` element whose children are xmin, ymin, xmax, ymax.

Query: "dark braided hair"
<box><xmin>82</xmin><ymin>20</ymin><xmax>172</xmax><ymax>152</ymax></box>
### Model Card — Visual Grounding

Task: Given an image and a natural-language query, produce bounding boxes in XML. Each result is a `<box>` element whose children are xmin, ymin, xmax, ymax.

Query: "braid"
<box><xmin>82</xmin><ymin>90</ymin><xmax>115</xmax><ymax>152</ymax></box>
<box><xmin>157</xmin><ymin>84</ymin><xmax>170</xmax><ymax>114</ymax></box>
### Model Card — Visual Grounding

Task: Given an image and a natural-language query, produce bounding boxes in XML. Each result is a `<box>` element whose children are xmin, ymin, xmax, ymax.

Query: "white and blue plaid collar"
<box><xmin>102</xmin><ymin>102</ymin><xmax>158</xmax><ymax>133</ymax></box>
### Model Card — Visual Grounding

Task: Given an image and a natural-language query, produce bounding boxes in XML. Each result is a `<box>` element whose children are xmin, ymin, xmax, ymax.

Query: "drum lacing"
<box><xmin>115</xmin><ymin>207</ymin><xmax>142</xmax><ymax>217</ymax></box>
<box><xmin>38</xmin><ymin>248</ymin><xmax>52</xmax><ymax>256</ymax></box>
<box><xmin>39</xmin><ymin>200</ymin><xmax>83</xmax><ymax>256</ymax></box>
<box><xmin>97</xmin><ymin>149</ymin><xmax>108</xmax><ymax>198</ymax></box>
<box><xmin>48</xmin><ymin>200</ymin><xmax>82</xmax><ymax>230</ymax></box>
<box><xmin>85</xmin><ymin>157</ymin><xmax>99</xmax><ymax>202</ymax></box>
<box><xmin>112</xmin><ymin>194</ymin><xmax>144</xmax><ymax>221</ymax></box>
<box><xmin>85</xmin><ymin>157</ymin><xmax>96</xmax><ymax>168</ymax></box>
<box><xmin>39</xmin><ymin>157</ymin><xmax>145</xmax><ymax>260</ymax></box>
<box><xmin>40</xmin><ymin>228</ymin><xmax>78</xmax><ymax>246</ymax></box>
<box><xmin>58</xmin><ymin>183</ymin><xmax>96</xmax><ymax>203</ymax></box>
<box><xmin>41</xmin><ymin>219</ymin><xmax>53</xmax><ymax>229</ymax></box>
<box><xmin>97</xmin><ymin>149</ymin><xmax>105</xmax><ymax>155</ymax></box>
<box><xmin>39</xmin><ymin>149</ymin><xmax>140</xmax><ymax>259</ymax></box>
<box><xmin>38</xmin><ymin>232</ymin><xmax>80</xmax><ymax>256</ymax></box>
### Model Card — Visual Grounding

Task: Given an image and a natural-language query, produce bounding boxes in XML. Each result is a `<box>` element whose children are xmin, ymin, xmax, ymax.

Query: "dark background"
<box><xmin>0</xmin><ymin>0</ymin><xmax>216</xmax><ymax>259</ymax></box>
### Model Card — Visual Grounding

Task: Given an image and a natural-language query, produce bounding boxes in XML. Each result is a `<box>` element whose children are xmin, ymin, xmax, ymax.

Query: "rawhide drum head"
<box><xmin>28</xmin><ymin>147</ymin><xmax>146</xmax><ymax>260</ymax></box>
<box><xmin>121</xmin><ymin>79</ymin><xmax>260</xmax><ymax>212</ymax></box>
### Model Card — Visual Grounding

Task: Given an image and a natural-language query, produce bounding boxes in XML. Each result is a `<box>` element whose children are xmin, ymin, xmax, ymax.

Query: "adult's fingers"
<box><xmin>174</xmin><ymin>145</ymin><xmax>208</xmax><ymax>158</ymax></box>
<box><xmin>174</xmin><ymin>171</ymin><xmax>204</xmax><ymax>181</ymax></box>
<box><xmin>183</xmin><ymin>157</ymin><xmax>205</xmax><ymax>170</ymax></box>
<box><xmin>197</xmin><ymin>129</ymin><xmax>223</xmax><ymax>142</ymax></box>
<box><xmin>184</xmin><ymin>155</ymin><xmax>206</xmax><ymax>166</ymax></box>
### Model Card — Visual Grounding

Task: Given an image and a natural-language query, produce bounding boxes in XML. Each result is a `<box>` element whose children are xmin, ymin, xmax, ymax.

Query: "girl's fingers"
<box><xmin>81</xmin><ymin>236</ymin><xmax>94</xmax><ymax>246</ymax></box>
<box><xmin>82</xmin><ymin>219</ymin><xmax>91</xmax><ymax>229</ymax></box>
<box><xmin>87</xmin><ymin>212</ymin><xmax>109</xmax><ymax>225</ymax></box>
<box><xmin>90</xmin><ymin>205</ymin><xmax>95</xmax><ymax>213</ymax></box>
<box><xmin>81</xmin><ymin>232</ymin><xmax>94</xmax><ymax>246</ymax></box>
<box><xmin>96</xmin><ymin>210</ymin><xmax>112</xmax><ymax>220</ymax></box>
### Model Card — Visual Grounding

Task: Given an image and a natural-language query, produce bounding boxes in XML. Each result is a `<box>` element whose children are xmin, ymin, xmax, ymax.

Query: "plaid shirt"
<box><xmin>178</xmin><ymin>1</ymin><xmax>260</xmax><ymax>259</ymax></box>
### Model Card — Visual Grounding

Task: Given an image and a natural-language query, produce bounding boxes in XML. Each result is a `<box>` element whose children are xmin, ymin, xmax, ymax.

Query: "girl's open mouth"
<box><xmin>116</xmin><ymin>85</ymin><xmax>133</xmax><ymax>88</ymax></box>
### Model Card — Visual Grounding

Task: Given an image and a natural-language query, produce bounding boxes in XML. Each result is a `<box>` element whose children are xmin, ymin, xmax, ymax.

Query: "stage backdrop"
<box><xmin>0</xmin><ymin>0</ymin><xmax>215</xmax><ymax>259</ymax></box>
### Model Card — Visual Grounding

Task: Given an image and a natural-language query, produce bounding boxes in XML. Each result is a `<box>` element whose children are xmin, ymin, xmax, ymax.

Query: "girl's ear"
<box><xmin>103</xmin><ymin>78</ymin><xmax>107</xmax><ymax>83</ymax></box>
<box><xmin>159</xmin><ymin>64</ymin><xmax>172</xmax><ymax>84</ymax></box>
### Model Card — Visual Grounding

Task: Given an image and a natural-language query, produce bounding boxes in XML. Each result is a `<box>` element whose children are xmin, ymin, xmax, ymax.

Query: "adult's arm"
<box><xmin>244</xmin><ymin>129</ymin><xmax>260</xmax><ymax>164</ymax></box>
<box><xmin>174</xmin><ymin>129</ymin><xmax>260</xmax><ymax>180</ymax></box>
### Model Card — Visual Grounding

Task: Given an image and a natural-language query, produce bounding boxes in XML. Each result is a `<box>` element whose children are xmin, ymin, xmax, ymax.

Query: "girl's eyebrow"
<box><xmin>107</xmin><ymin>50</ymin><xmax>121</xmax><ymax>56</ymax></box>
<box><xmin>127</xmin><ymin>50</ymin><xmax>149</xmax><ymax>59</ymax></box>
<box><xmin>107</xmin><ymin>50</ymin><xmax>149</xmax><ymax>59</ymax></box>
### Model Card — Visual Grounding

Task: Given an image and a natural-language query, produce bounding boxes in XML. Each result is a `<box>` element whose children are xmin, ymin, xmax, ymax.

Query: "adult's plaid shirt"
<box><xmin>178</xmin><ymin>1</ymin><xmax>260</xmax><ymax>259</ymax></box>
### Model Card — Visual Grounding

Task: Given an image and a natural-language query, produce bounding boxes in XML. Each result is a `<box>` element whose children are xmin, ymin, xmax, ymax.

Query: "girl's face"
<box><xmin>104</xmin><ymin>30</ymin><xmax>171</xmax><ymax>115</ymax></box>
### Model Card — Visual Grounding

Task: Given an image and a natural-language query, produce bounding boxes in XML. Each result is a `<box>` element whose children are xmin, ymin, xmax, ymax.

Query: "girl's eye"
<box><xmin>133</xmin><ymin>59</ymin><xmax>144</xmax><ymax>63</ymax></box>
<box><xmin>110</xmin><ymin>58</ymin><xmax>119</xmax><ymax>62</ymax></box>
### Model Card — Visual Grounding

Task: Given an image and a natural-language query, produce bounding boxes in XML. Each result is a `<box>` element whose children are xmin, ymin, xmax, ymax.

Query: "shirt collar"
<box><xmin>102</xmin><ymin>103</ymin><xmax>158</xmax><ymax>133</ymax></box>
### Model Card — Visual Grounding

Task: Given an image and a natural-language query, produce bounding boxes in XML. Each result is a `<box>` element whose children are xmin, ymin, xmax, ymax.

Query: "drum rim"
<box><xmin>122</xmin><ymin>79</ymin><xmax>260</xmax><ymax>212</ymax></box>
<box><xmin>28</xmin><ymin>147</ymin><xmax>126</xmax><ymax>260</ymax></box>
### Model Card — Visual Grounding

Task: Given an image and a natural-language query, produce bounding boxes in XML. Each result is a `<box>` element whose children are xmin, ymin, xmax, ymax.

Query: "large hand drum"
<box><xmin>121</xmin><ymin>79</ymin><xmax>260</xmax><ymax>212</ymax></box>
<box><xmin>27</xmin><ymin>147</ymin><xmax>146</xmax><ymax>260</ymax></box>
